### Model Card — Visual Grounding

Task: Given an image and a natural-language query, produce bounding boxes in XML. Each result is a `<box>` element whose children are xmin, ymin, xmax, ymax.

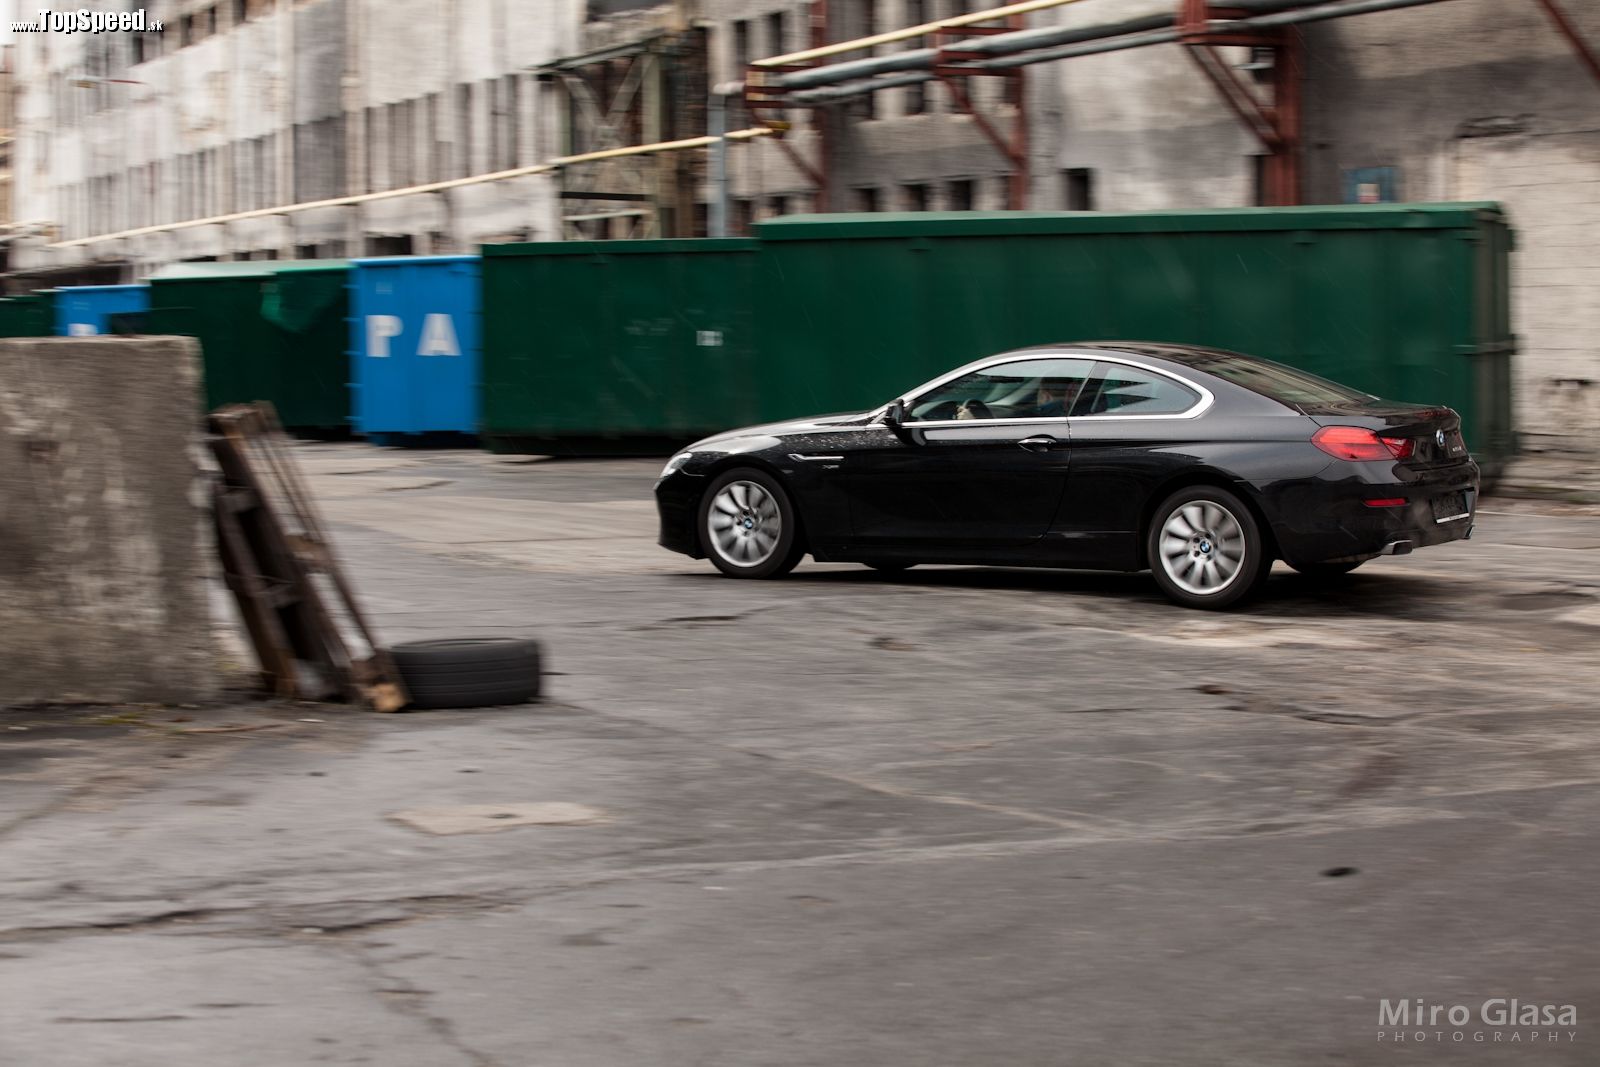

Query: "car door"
<box><xmin>1049</xmin><ymin>358</ymin><xmax>1211</xmax><ymax>567</ymax></box>
<box><xmin>839</xmin><ymin>357</ymin><xmax>1094</xmax><ymax>549</ymax></box>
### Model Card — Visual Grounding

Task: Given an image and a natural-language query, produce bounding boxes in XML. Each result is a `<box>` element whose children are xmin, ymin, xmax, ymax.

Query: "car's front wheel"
<box><xmin>1147</xmin><ymin>486</ymin><xmax>1270</xmax><ymax>610</ymax></box>
<box><xmin>700</xmin><ymin>467</ymin><xmax>805</xmax><ymax>579</ymax></box>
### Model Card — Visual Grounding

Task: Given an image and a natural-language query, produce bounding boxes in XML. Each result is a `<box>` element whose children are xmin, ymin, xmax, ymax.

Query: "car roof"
<box><xmin>1007</xmin><ymin>341</ymin><xmax>1248</xmax><ymax>368</ymax></box>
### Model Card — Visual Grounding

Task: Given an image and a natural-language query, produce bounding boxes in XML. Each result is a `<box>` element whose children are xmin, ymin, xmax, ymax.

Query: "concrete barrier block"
<box><xmin>0</xmin><ymin>336</ymin><xmax>218</xmax><ymax>706</ymax></box>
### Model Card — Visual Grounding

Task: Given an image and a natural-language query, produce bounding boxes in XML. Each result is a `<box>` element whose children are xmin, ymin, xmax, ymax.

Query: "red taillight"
<box><xmin>1364</xmin><ymin>498</ymin><xmax>1408</xmax><ymax>508</ymax></box>
<box><xmin>1382</xmin><ymin>435</ymin><xmax>1415</xmax><ymax>459</ymax></box>
<box><xmin>1312</xmin><ymin>426</ymin><xmax>1413</xmax><ymax>461</ymax></box>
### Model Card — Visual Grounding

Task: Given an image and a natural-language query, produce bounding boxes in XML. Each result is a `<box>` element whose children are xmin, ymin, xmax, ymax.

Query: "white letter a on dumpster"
<box><xmin>417</xmin><ymin>314</ymin><xmax>461</xmax><ymax>357</ymax></box>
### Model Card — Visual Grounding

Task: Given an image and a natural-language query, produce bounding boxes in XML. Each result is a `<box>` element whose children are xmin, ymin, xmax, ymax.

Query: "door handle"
<box><xmin>1018</xmin><ymin>435</ymin><xmax>1059</xmax><ymax>453</ymax></box>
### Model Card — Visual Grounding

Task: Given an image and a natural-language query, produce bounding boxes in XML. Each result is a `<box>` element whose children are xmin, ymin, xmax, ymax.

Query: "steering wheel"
<box><xmin>957</xmin><ymin>399</ymin><xmax>993</xmax><ymax>420</ymax></box>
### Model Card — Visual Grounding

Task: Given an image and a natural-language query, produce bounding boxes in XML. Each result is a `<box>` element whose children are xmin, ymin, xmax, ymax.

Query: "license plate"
<box><xmin>1432</xmin><ymin>491</ymin><xmax>1470</xmax><ymax>524</ymax></box>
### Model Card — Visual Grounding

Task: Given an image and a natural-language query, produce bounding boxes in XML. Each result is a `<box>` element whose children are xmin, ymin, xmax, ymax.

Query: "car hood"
<box><xmin>687</xmin><ymin>410</ymin><xmax>878</xmax><ymax>451</ymax></box>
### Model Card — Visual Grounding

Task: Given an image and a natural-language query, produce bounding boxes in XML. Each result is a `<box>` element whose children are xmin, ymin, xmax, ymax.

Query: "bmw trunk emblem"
<box><xmin>1435</xmin><ymin>429</ymin><xmax>1446</xmax><ymax>447</ymax></box>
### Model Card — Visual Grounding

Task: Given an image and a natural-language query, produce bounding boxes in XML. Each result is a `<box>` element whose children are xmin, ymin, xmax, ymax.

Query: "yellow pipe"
<box><xmin>753</xmin><ymin>0</ymin><xmax>1095</xmax><ymax>68</ymax></box>
<box><xmin>48</xmin><ymin>127</ymin><xmax>778</xmax><ymax>249</ymax></box>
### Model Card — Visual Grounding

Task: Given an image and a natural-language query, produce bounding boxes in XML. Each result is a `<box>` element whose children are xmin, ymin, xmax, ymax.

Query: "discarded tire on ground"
<box><xmin>387</xmin><ymin>638</ymin><xmax>543</xmax><ymax>710</ymax></box>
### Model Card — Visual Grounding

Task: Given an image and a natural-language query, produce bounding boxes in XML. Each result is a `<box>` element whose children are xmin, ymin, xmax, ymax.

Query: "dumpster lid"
<box><xmin>353</xmin><ymin>255</ymin><xmax>479</xmax><ymax>267</ymax></box>
<box><xmin>755</xmin><ymin>203</ymin><xmax>1507</xmax><ymax>241</ymax></box>
<box><xmin>148</xmin><ymin>260</ymin><xmax>349</xmax><ymax>282</ymax></box>
<box><xmin>54</xmin><ymin>283</ymin><xmax>147</xmax><ymax>294</ymax></box>
<box><xmin>483</xmin><ymin>237</ymin><xmax>759</xmax><ymax>257</ymax></box>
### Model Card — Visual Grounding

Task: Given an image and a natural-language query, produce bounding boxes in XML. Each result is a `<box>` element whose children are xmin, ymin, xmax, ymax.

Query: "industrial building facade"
<box><xmin>6</xmin><ymin>0</ymin><xmax>1600</xmax><ymax>447</ymax></box>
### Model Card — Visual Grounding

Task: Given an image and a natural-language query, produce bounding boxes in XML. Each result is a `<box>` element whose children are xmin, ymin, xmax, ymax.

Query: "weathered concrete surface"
<box><xmin>0</xmin><ymin>337</ymin><xmax>215</xmax><ymax>707</ymax></box>
<box><xmin>2</xmin><ymin>448</ymin><xmax>1599</xmax><ymax>1065</ymax></box>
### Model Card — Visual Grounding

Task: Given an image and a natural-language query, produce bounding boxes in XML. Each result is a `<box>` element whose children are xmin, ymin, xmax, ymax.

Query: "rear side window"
<box><xmin>1190</xmin><ymin>353</ymin><xmax>1371</xmax><ymax>407</ymax></box>
<box><xmin>1078</xmin><ymin>363</ymin><xmax>1200</xmax><ymax>416</ymax></box>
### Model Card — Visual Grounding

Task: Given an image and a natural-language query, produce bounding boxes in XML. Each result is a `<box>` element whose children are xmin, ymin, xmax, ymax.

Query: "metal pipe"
<box><xmin>964</xmin><ymin>27</ymin><xmax>1183</xmax><ymax>70</ymax></box>
<box><xmin>770</xmin><ymin>13</ymin><xmax>1173</xmax><ymax>91</ymax></box>
<box><xmin>709</xmin><ymin>90</ymin><xmax>729</xmax><ymax>238</ymax></box>
<box><xmin>777</xmin><ymin>0</ymin><xmax>1449</xmax><ymax>95</ymax></box>
<box><xmin>793</xmin><ymin>0</ymin><xmax>1458</xmax><ymax>100</ymax></box>
<box><xmin>48</xmin><ymin>128</ymin><xmax>778</xmax><ymax>249</ymax></box>
<box><xmin>754</xmin><ymin>0</ymin><xmax>1095</xmax><ymax>68</ymax></box>
<box><xmin>1240</xmin><ymin>0</ymin><xmax>1463</xmax><ymax>28</ymax></box>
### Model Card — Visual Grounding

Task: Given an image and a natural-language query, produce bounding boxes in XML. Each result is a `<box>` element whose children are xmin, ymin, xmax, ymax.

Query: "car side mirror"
<box><xmin>883</xmin><ymin>399</ymin><xmax>914</xmax><ymax>443</ymax></box>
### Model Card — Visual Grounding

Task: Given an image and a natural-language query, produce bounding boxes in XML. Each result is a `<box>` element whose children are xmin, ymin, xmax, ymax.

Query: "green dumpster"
<box><xmin>755</xmin><ymin>204</ymin><xmax>1516</xmax><ymax>481</ymax></box>
<box><xmin>147</xmin><ymin>261</ymin><xmax>352</xmax><ymax>432</ymax></box>
<box><xmin>480</xmin><ymin>239</ymin><xmax>760</xmax><ymax>453</ymax></box>
<box><xmin>0</xmin><ymin>291</ymin><xmax>57</xmax><ymax>337</ymax></box>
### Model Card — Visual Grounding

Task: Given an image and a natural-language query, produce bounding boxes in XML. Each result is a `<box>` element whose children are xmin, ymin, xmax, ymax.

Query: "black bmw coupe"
<box><xmin>654</xmin><ymin>342</ymin><xmax>1478</xmax><ymax>609</ymax></box>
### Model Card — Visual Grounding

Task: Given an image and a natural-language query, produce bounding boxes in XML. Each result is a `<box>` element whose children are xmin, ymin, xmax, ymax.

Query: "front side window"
<box><xmin>1077</xmin><ymin>363</ymin><xmax>1200</xmax><ymax>416</ymax></box>
<box><xmin>908</xmin><ymin>358</ymin><xmax>1095</xmax><ymax>422</ymax></box>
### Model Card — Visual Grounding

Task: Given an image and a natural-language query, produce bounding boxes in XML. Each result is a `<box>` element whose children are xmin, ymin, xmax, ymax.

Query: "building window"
<box><xmin>768</xmin><ymin>10</ymin><xmax>787</xmax><ymax>57</ymax></box>
<box><xmin>457</xmin><ymin>84</ymin><xmax>474</xmax><ymax>178</ymax></box>
<box><xmin>733</xmin><ymin>198</ymin><xmax>754</xmax><ymax>236</ymax></box>
<box><xmin>855</xmin><ymin>186</ymin><xmax>880</xmax><ymax>212</ymax></box>
<box><xmin>1062</xmin><ymin>168</ymin><xmax>1093</xmax><ymax>210</ymax></box>
<box><xmin>948</xmin><ymin>178</ymin><xmax>974</xmax><ymax>210</ymax></box>
<box><xmin>504</xmin><ymin>75</ymin><xmax>520</xmax><ymax>168</ymax></box>
<box><xmin>902</xmin><ymin>183</ymin><xmax>929</xmax><ymax>211</ymax></box>
<box><xmin>767</xmin><ymin>194</ymin><xmax>790</xmax><ymax>219</ymax></box>
<box><xmin>733</xmin><ymin>19</ymin><xmax>750</xmax><ymax>78</ymax></box>
<box><xmin>855</xmin><ymin>0</ymin><xmax>877</xmax><ymax>120</ymax></box>
<box><xmin>904</xmin><ymin>0</ymin><xmax>927</xmax><ymax>115</ymax></box>
<box><xmin>233</xmin><ymin>0</ymin><xmax>248</xmax><ymax>25</ymax></box>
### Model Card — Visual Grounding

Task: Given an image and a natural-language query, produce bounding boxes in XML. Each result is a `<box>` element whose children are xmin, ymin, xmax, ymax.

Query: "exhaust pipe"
<box><xmin>1381</xmin><ymin>540</ymin><xmax>1415</xmax><ymax>556</ymax></box>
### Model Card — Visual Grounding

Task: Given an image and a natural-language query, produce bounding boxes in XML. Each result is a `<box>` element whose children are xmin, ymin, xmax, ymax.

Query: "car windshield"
<box><xmin>1188</xmin><ymin>353</ymin><xmax>1373</xmax><ymax>407</ymax></box>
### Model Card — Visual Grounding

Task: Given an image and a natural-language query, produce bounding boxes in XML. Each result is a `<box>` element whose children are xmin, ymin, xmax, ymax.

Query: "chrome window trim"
<box><xmin>892</xmin><ymin>350</ymin><xmax>1215</xmax><ymax>425</ymax></box>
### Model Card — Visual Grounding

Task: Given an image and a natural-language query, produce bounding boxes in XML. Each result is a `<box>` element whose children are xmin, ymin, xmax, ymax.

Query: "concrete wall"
<box><xmin>0</xmin><ymin>337</ymin><xmax>216</xmax><ymax>707</ymax></box>
<box><xmin>1298</xmin><ymin>1</ymin><xmax>1600</xmax><ymax>453</ymax></box>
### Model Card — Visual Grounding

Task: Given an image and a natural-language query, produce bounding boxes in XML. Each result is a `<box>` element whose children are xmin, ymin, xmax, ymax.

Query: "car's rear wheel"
<box><xmin>701</xmin><ymin>467</ymin><xmax>805</xmax><ymax>579</ymax></box>
<box><xmin>1147</xmin><ymin>486</ymin><xmax>1270</xmax><ymax>610</ymax></box>
<box><xmin>1290</xmin><ymin>559</ymin><xmax>1365</xmax><ymax>580</ymax></box>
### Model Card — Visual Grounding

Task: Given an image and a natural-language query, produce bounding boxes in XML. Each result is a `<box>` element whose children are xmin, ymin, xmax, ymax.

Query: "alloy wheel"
<box><xmin>708</xmin><ymin>480</ymin><xmax>782</xmax><ymax>567</ymax></box>
<box><xmin>1157</xmin><ymin>500</ymin><xmax>1248</xmax><ymax>596</ymax></box>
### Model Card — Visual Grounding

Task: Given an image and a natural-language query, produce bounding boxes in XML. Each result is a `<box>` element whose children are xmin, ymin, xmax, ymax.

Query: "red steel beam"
<box><xmin>1178</xmin><ymin>0</ymin><xmax>1301</xmax><ymax>205</ymax></box>
<box><xmin>1534</xmin><ymin>0</ymin><xmax>1600</xmax><ymax>90</ymax></box>
<box><xmin>935</xmin><ymin>16</ymin><xmax>1030</xmax><ymax>208</ymax></box>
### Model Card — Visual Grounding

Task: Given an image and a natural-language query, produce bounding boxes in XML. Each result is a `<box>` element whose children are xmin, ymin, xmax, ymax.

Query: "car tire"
<box><xmin>1147</xmin><ymin>486</ymin><xmax>1271</xmax><ymax>610</ymax></box>
<box><xmin>700</xmin><ymin>467</ymin><xmax>805</xmax><ymax>579</ymax></box>
<box><xmin>864</xmin><ymin>561</ymin><xmax>916</xmax><ymax>574</ymax></box>
<box><xmin>1289</xmin><ymin>559</ymin><xmax>1365</xmax><ymax>580</ymax></box>
<box><xmin>387</xmin><ymin>638</ymin><xmax>543</xmax><ymax>710</ymax></box>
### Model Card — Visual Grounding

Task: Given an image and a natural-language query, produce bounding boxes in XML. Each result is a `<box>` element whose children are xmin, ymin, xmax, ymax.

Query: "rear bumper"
<box><xmin>1270</xmin><ymin>461</ymin><xmax>1480</xmax><ymax>566</ymax></box>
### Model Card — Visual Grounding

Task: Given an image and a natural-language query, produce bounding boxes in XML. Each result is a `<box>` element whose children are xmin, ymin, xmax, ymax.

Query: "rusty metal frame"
<box><xmin>741</xmin><ymin>0</ymin><xmax>834</xmax><ymax>211</ymax></box>
<box><xmin>1178</xmin><ymin>0</ymin><xmax>1303</xmax><ymax>206</ymax></box>
<box><xmin>933</xmin><ymin>15</ymin><xmax>1030</xmax><ymax>209</ymax></box>
<box><xmin>210</xmin><ymin>403</ymin><xmax>407</xmax><ymax>712</ymax></box>
<box><xmin>1534</xmin><ymin>0</ymin><xmax>1600</xmax><ymax>90</ymax></box>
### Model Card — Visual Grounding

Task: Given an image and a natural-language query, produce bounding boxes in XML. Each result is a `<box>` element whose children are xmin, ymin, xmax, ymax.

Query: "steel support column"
<box><xmin>1178</xmin><ymin>1</ymin><xmax>1303</xmax><ymax>205</ymax></box>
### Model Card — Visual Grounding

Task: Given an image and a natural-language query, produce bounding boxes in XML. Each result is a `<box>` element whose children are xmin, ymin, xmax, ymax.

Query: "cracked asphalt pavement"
<box><xmin>4</xmin><ymin>447</ymin><xmax>1600</xmax><ymax>1065</ymax></box>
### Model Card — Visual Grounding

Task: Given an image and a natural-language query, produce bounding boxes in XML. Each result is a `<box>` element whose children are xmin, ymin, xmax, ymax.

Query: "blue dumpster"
<box><xmin>55</xmin><ymin>284</ymin><xmax>149</xmax><ymax>336</ymax></box>
<box><xmin>349</xmin><ymin>256</ymin><xmax>480</xmax><ymax>440</ymax></box>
